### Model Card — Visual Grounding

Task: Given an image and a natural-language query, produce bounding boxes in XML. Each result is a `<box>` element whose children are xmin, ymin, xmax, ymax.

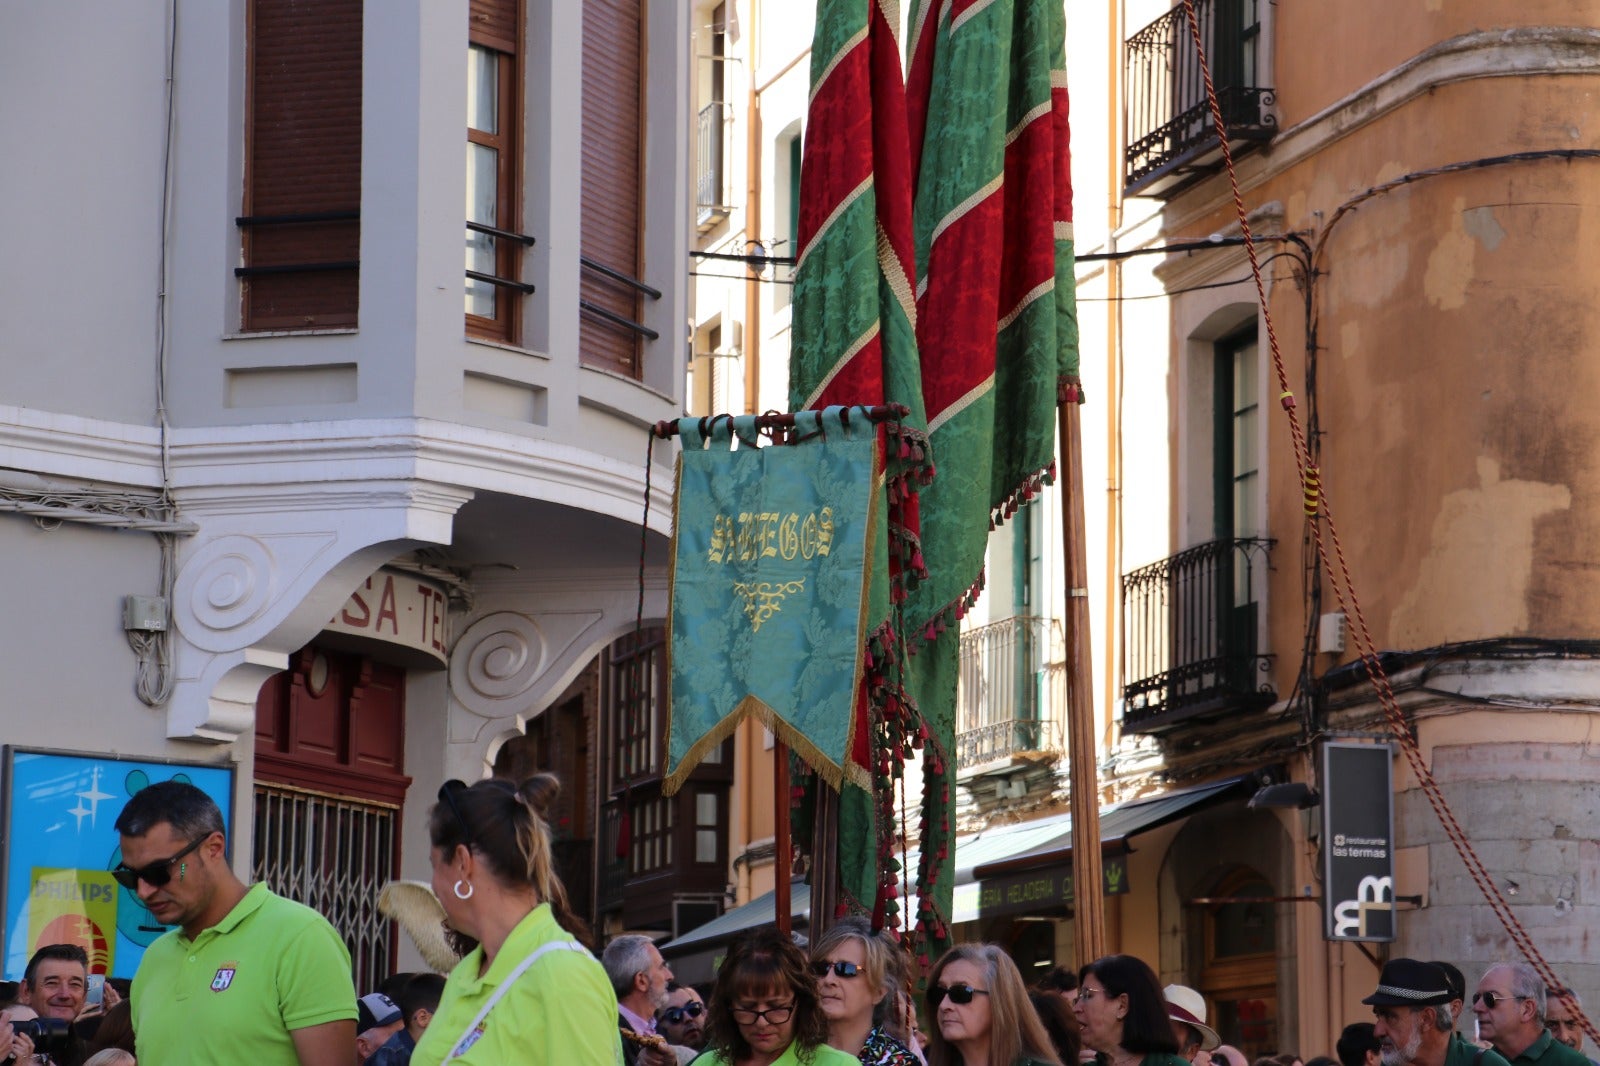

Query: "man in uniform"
<box><xmin>116</xmin><ymin>780</ymin><xmax>356</xmax><ymax>1065</ymax></box>
<box><xmin>1473</xmin><ymin>965</ymin><xmax>1590</xmax><ymax>1066</ymax></box>
<box><xmin>1544</xmin><ymin>989</ymin><xmax>1598</xmax><ymax>1066</ymax></box>
<box><xmin>1365</xmin><ymin>958</ymin><xmax>1511</xmax><ymax>1066</ymax></box>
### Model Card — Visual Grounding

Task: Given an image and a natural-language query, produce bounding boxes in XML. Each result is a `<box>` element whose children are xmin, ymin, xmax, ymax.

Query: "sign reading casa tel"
<box><xmin>325</xmin><ymin>569</ymin><xmax>451</xmax><ymax>665</ymax></box>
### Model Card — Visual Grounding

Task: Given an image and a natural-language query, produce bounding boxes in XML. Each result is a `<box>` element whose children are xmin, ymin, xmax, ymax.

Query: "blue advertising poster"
<box><xmin>3</xmin><ymin>749</ymin><xmax>235</xmax><ymax>979</ymax></box>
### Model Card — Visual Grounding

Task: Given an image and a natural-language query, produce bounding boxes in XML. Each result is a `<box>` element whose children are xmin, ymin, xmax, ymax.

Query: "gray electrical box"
<box><xmin>1318</xmin><ymin>611</ymin><xmax>1347</xmax><ymax>654</ymax></box>
<box><xmin>123</xmin><ymin>595</ymin><xmax>169</xmax><ymax>632</ymax></box>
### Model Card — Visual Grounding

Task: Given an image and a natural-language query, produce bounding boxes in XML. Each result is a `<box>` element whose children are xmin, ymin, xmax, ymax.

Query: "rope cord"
<box><xmin>1176</xmin><ymin>0</ymin><xmax>1596</xmax><ymax>1042</ymax></box>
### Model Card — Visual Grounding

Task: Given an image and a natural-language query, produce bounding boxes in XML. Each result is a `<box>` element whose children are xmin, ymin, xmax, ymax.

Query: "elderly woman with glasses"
<box><xmin>809</xmin><ymin>917</ymin><xmax>922</xmax><ymax>1065</ymax></box>
<box><xmin>410</xmin><ymin>774</ymin><xmax>619</xmax><ymax>1065</ymax></box>
<box><xmin>1072</xmin><ymin>956</ymin><xmax>1187</xmax><ymax>1066</ymax></box>
<box><xmin>701</xmin><ymin>926</ymin><xmax>859</xmax><ymax>1066</ymax></box>
<box><xmin>924</xmin><ymin>944</ymin><xmax>1060</xmax><ymax>1066</ymax></box>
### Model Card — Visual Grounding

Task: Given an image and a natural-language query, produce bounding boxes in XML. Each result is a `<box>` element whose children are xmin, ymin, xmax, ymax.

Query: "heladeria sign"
<box><xmin>1321</xmin><ymin>741</ymin><xmax>1396</xmax><ymax>942</ymax></box>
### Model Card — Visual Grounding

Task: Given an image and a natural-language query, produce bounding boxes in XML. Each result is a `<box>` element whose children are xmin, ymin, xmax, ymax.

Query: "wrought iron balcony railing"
<box><xmin>1121</xmin><ymin>537</ymin><xmax>1274</xmax><ymax>731</ymax></box>
<box><xmin>1124</xmin><ymin>0</ymin><xmax>1275</xmax><ymax>198</ymax></box>
<box><xmin>696</xmin><ymin>101</ymin><xmax>733</xmax><ymax>229</ymax></box>
<box><xmin>956</xmin><ymin>616</ymin><xmax>1066</xmax><ymax>772</ymax></box>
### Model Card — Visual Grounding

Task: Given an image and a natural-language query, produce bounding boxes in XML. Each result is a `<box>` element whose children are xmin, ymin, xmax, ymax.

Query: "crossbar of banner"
<box><xmin>650</xmin><ymin>404</ymin><xmax>910</xmax><ymax>440</ymax></box>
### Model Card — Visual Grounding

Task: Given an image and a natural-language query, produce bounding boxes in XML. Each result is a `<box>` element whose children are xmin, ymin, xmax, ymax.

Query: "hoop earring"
<box><xmin>453</xmin><ymin>879</ymin><xmax>474</xmax><ymax>901</ymax></box>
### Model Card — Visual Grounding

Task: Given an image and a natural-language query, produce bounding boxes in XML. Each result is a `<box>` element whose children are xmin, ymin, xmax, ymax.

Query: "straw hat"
<box><xmin>378</xmin><ymin>880</ymin><xmax>462</xmax><ymax>973</ymax></box>
<box><xmin>1164</xmin><ymin>984</ymin><xmax>1221</xmax><ymax>1051</ymax></box>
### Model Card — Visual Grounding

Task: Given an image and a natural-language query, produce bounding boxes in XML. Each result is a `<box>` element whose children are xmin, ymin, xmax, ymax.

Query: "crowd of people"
<box><xmin>0</xmin><ymin>775</ymin><xmax>1592</xmax><ymax>1066</ymax></box>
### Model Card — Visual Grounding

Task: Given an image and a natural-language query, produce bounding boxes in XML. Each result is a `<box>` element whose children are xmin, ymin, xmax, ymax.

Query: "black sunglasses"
<box><xmin>810</xmin><ymin>960</ymin><xmax>862</xmax><ymax>979</ymax></box>
<box><xmin>660</xmin><ymin>1002</ymin><xmax>705</xmax><ymax>1026</ymax></box>
<box><xmin>928</xmin><ymin>982</ymin><xmax>990</xmax><ymax>1008</ymax></box>
<box><xmin>1472</xmin><ymin>992</ymin><xmax>1527</xmax><ymax>1010</ymax></box>
<box><xmin>112</xmin><ymin>835</ymin><xmax>209</xmax><ymax>891</ymax></box>
<box><xmin>438</xmin><ymin>779</ymin><xmax>473</xmax><ymax>844</ymax></box>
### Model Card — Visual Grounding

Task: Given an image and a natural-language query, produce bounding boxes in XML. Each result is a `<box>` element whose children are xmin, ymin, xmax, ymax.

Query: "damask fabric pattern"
<box><xmin>859</xmin><ymin>1025</ymin><xmax>923</xmax><ymax>1066</ymax></box>
<box><xmin>898</xmin><ymin>0</ymin><xmax>1079</xmax><ymax>956</ymax></box>
<box><xmin>664</xmin><ymin>409</ymin><xmax>888</xmax><ymax>794</ymax></box>
<box><xmin>787</xmin><ymin>0</ymin><xmax>933</xmax><ymax>929</ymax></box>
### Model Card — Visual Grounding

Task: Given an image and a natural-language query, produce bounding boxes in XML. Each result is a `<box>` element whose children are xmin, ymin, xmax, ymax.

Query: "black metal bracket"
<box><xmin>580</xmin><ymin>299</ymin><xmax>659</xmax><ymax>341</ymax></box>
<box><xmin>467</xmin><ymin>269</ymin><xmax>536</xmax><ymax>294</ymax></box>
<box><xmin>581</xmin><ymin>256</ymin><xmax>663</xmax><ymax>300</ymax></box>
<box><xmin>466</xmin><ymin>220</ymin><xmax>537</xmax><ymax>246</ymax></box>
<box><xmin>234</xmin><ymin>261</ymin><xmax>359</xmax><ymax>277</ymax></box>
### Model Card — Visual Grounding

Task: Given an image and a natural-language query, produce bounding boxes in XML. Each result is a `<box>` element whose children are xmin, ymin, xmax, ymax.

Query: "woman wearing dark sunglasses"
<box><xmin>1072</xmin><ymin>956</ymin><xmax>1185</xmax><ymax>1066</ymax></box>
<box><xmin>810</xmin><ymin>917</ymin><xmax>922</xmax><ymax>1065</ymax></box>
<box><xmin>925</xmin><ymin>944</ymin><xmax>1060</xmax><ymax>1066</ymax></box>
<box><xmin>409</xmin><ymin>774</ymin><xmax>617</xmax><ymax>1065</ymax></box>
<box><xmin>701</xmin><ymin>927</ymin><xmax>858</xmax><ymax>1066</ymax></box>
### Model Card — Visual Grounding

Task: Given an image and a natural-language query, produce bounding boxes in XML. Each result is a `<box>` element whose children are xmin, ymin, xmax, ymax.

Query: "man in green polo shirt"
<box><xmin>116</xmin><ymin>780</ymin><xmax>357</xmax><ymax>1065</ymax></box>
<box><xmin>1365</xmin><ymin>957</ymin><xmax>1511</xmax><ymax>1066</ymax></box>
<box><xmin>1473</xmin><ymin>964</ymin><xmax>1591</xmax><ymax>1066</ymax></box>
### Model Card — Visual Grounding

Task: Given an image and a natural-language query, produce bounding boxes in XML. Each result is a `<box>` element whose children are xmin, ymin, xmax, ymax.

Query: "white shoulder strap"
<box><xmin>446</xmin><ymin>939</ymin><xmax>588</xmax><ymax>1061</ymax></box>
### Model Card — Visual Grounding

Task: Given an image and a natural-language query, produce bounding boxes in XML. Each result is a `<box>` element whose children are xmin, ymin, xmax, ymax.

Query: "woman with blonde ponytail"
<box><xmin>410</xmin><ymin>775</ymin><xmax>621</xmax><ymax>1065</ymax></box>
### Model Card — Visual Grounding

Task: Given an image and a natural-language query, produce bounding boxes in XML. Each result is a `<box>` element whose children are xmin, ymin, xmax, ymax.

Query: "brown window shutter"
<box><xmin>469</xmin><ymin>0</ymin><xmax>520</xmax><ymax>52</ymax></box>
<box><xmin>241</xmin><ymin>0</ymin><xmax>362</xmax><ymax>331</ymax></box>
<box><xmin>580</xmin><ymin>0</ymin><xmax>644</xmax><ymax>377</ymax></box>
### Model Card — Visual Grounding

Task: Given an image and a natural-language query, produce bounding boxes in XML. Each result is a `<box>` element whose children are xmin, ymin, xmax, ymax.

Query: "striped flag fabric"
<box><xmin>789</xmin><ymin>0</ymin><xmax>933</xmax><ymax>930</ymax></box>
<box><xmin>788</xmin><ymin>0</ymin><xmax>1079</xmax><ymax>958</ymax></box>
<box><xmin>901</xmin><ymin>0</ymin><xmax>1079</xmax><ymax>956</ymax></box>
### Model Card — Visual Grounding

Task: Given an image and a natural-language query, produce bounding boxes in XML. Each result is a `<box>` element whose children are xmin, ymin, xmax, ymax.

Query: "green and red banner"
<box><xmin>789</xmin><ymin>0</ymin><xmax>1079</xmax><ymax>962</ymax></box>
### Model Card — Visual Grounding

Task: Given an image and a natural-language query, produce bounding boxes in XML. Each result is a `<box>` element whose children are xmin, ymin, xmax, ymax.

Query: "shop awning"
<box><xmin>659</xmin><ymin>815</ymin><xmax>1064</xmax><ymax>983</ymax></box>
<box><xmin>971</xmin><ymin>774</ymin><xmax>1255</xmax><ymax>881</ymax></box>
<box><xmin>660</xmin><ymin>776</ymin><xmax>1253</xmax><ymax>982</ymax></box>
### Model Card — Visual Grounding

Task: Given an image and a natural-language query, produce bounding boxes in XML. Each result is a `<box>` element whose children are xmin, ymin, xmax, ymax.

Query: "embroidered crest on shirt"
<box><xmin>211</xmin><ymin>963</ymin><xmax>238</xmax><ymax>992</ymax></box>
<box><xmin>454</xmin><ymin>1023</ymin><xmax>487</xmax><ymax>1056</ymax></box>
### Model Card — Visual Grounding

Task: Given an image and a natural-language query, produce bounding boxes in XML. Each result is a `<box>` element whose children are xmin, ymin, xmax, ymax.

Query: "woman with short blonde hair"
<box><xmin>810</xmin><ymin>917</ymin><xmax>920</xmax><ymax>1064</ymax></box>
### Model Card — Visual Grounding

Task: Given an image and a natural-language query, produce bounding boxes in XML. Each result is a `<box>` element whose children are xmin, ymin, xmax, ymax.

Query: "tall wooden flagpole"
<box><xmin>1060</xmin><ymin>397</ymin><xmax>1106</xmax><ymax>965</ymax></box>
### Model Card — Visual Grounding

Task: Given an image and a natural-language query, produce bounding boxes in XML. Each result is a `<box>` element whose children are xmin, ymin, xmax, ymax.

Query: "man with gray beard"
<box><xmin>1365</xmin><ymin>959</ymin><xmax>1511</xmax><ymax>1066</ymax></box>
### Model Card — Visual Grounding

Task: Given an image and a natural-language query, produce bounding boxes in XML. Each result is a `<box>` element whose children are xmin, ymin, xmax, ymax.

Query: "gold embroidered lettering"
<box><xmin>708</xmin><ymin>514</ymin><xmax>733</xmax><ymax>564</ymax></box>
<box><xmin>778</xmin><ymin>513</ymin><xmax>800</xmax><ymax>560</ymax></box>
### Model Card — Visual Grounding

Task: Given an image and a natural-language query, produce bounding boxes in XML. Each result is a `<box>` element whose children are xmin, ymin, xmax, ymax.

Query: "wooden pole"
<box><xmin>774</xmin><ymin>738</ymin><xmax>792</xmax><ymax>934</ymax></box>
<box><xmin>1059</xmin><ymin>398</ymin><xmax>1106</xmax><ymax>966</ymax></box>
<box><xmin>809</xmin><ymin>783</ymin><xmax>838</xmax><ymax>939</ymax></box>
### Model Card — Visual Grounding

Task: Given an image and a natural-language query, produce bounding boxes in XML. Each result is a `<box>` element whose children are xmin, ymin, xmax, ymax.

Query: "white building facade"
<box><xmin>0</xmin><ymin>0</ymin><xmax>689</xmax><ymax>985</ymax></box>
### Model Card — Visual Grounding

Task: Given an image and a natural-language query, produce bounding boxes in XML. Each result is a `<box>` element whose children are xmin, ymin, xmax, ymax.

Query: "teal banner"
<box><xmin>665</xmin><ymin>409</ymin><xmax>883</xmax><ymax>793</ymax></box>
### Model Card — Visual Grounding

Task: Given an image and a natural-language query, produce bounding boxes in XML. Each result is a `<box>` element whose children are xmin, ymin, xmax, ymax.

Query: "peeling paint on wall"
<box><xmin>1391</xmin><ymin>456</ymin><xmax>1571</xmax><ymax>644</ymax></box>
<box><xmin>1462</xmin><ymin>206</ymin><xmax>1507</xmax><ymax>251</ymax></box>
<box><xmin>1424</xmin><ymin>197</ymin><xmax>1477</xmax><ymax>310</ymax></box>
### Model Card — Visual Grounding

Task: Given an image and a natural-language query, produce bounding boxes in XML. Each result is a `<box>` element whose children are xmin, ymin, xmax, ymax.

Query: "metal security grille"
<box><xmin>252</xmin><ymin>783</ymin><xmax>398</xmax><ymax>992</ymax></box>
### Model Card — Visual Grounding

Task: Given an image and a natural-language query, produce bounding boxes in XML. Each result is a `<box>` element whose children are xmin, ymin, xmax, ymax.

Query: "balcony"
<box><xmin>696</xmin><ymin>100</ymin><xmax>733</xmax><ymax>231</ymax></box>
<box><xmin>1121</xmin><ymin>537</ymin><xmax>1274</xmax><ymax>732</ymax></box>
<box><xmin>1124</xmin><ymin>0</ymin><xmax>1275</xmax><ymax>199</ymax></box>
<box><xmin>956</xmin><ymin>616</ymin><xmax>1066</xmax><ymax>774</ymax></box>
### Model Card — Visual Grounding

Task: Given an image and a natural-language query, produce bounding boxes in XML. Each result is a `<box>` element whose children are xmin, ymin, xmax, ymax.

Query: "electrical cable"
<box><xmin>1178</xmin><ymin>0</ymin><xmax>1599</xmax><ymax>1042</ymax></box>
<box><xmin>129</xmin><ymin>0</ymin><xmax>184</xmax><ymax>708</ymax></box>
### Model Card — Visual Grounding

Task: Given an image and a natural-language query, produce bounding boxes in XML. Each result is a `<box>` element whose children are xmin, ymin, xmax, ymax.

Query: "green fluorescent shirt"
<box><xmin>130</xmin><ymin>882</ymin><xmax>357</xmax><ymax>1065</ymax></box>
<box><xmin>1512</xmin><ymin>1031</ymin><xmax>1592</xmax><ymax>1066</ymax></box>
<box><xmin>410</xmin><ymin>903</ymin><xmax>623</xmax><ymax>1066</ymax></box>
<box><xmin>698</xmin><ymin>1040</ymin><xmax>861</xmax><ymax>1066</ymax></box>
